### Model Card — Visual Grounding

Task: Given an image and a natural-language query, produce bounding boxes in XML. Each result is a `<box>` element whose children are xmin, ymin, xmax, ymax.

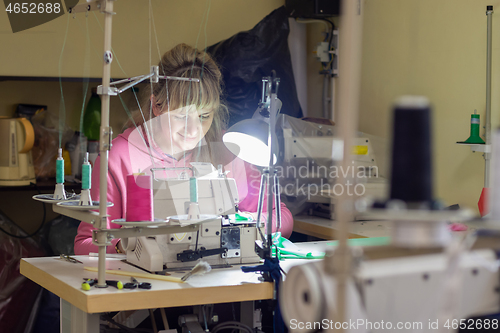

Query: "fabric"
<box><xmin>74</xmin><ymin>127</ymin><xmax>293</xmax><ymax>255</ymax></box>
<box><xmin>207</xmin><ymin>6</ymin><xmax>303</xmax><ymax>126</ymax></box>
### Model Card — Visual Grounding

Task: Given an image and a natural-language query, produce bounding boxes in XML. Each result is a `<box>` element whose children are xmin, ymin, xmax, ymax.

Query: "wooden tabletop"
<box><xmin>20</xmin><ymin>242</ymin><xmax>332</xmax><ymax>315</ymax></box>
<box><xmin>20</xmin><ymin>255</ymin><xmax>276</xmax><ymax>314</ymax></box>
<box><xmin>293</xmin><ymin>215</ymin><xmax>392</xmax><ymax>240</ymax></box>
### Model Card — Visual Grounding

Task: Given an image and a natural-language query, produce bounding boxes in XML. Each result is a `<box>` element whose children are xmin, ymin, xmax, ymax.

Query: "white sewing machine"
<box><xmin>123</xmin><ymin>164</ymin><xmax>263</xmax><ymax>272</ymax></box>
<box><xmin>281</xmin><ymin>244</ymin><xmax>500</xmax><ymax>333</ymax></box>
<box><xmin>278</xmin><ymin>115</ymin><xmax>388</xmax><ymax>219</ymax></box>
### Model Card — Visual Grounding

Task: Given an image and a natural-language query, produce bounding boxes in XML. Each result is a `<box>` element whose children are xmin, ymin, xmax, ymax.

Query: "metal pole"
<box><xmin>267</xmin><ymin>91</ymin><xmax>278</xmax><ymax>251</ymax></box>
<box><xmin>256</xmin><ymin>171</ymin><xmax>268</xmax><ymax>231</ymax></box>
<box><xmin>97</xmin><ymin>0</ymin><xmax>115</xmax><ymax>288</ymax></box>
<box><xmin>326</xmin><ymin>0</ymin><xmax>363</xmax><ymax>331</ymax></box>
<box><xmin>485</xmin><ymin>5</ymin><xmax>493</xmax><ymax>189</ymax></box>
<box><xmin>331</xmin><ymin>76</ymin><xmax>336</xmax><ymax>122</ymax></box>
<box><xmin>273</xmin><ymin>171</ymin><xmax>282</xmax><ymax>230</ymax></box>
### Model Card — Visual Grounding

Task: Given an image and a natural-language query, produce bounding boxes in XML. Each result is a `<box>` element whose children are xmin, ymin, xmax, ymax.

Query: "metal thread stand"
<box><xmin>65</xmin><ymin>0</ymin><xmax>201</xmax><ymax>288</ymax></box>
<box><xmin>253</xmin><ymin>73</ymin><xmax>282</xmax><ymax>257</ymax></box>
<box><xmin>484</xmin><ymin>6</ymin><xmax>493</xmax><ymax>189</ymax></box>
<box><xmin>255</xmin><ymin>168</ymin><xmax>282</xmax><ymax>252</ymax></box>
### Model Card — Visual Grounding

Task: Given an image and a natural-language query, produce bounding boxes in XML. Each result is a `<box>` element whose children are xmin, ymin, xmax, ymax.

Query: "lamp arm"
<box><xmin>266</xmin><ymin>90</ymin><xmax>280</xmax><ymax>251</ymax></box>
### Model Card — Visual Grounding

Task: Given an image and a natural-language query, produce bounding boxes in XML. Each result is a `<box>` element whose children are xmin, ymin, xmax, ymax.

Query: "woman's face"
<box><xmin>155</xmin><ymin>104</ymin><xmax>214</xmax><ymax>157</ymax></box>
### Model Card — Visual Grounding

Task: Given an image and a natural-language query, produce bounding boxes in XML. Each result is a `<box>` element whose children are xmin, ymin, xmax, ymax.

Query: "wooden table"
<box><xmin>20</xmin><ymin>242</ymin><xmax>330</xmax><ymax>333</ymax></box>
<box><xmin>293</xmin><ymin>215</ymin><xmax>392</xmax><ymax>240</ymax></box>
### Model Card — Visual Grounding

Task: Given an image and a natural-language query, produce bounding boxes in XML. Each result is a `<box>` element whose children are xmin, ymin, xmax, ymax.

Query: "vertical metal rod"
<box><xmin>256</xmin><ymin>171</ymin><xmax>268</xmax><ymax>230</ymax></box>
<box><xmin>267</xmin><ymin>92</ymin><xmax>278</xmax><ymax>251</ymax></box>
<box><xmin>323</xmin><ymin>74</ymin><xmax>330</xmax><ymax>119</ymax></box>
<box><xmin>327</xmin><ymin>0</ymin><xmax>363</xmax><ymax>331</ymax></box>
<box><xmin>485</xmin><ymin>6</ymin><xmax>493</xmax><ymax>189</ymax></box>
<box><xmin>97</xmin><ymin>0</ymin><xmax>115</xmax><ymax>288</ymax></box>
<box><xmin>273</xmin><ymin>171</ymin><xmax>282</xmax><ymax>230</ymax></box>
<box><xmin>331</xmin><ymin>76</ymin><xmax>336</xmax><ymax>122</ymax></box>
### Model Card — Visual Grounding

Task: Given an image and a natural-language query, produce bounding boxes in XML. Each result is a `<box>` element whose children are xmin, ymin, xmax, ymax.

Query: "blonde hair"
<box><xmin>127</xmin><ymin>44</ymin><xmax>229</xmax><ymax>164</ymax></box>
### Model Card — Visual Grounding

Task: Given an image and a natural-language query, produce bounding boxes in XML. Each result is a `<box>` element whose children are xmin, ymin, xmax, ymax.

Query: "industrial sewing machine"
<box><xmin>277</xmin><ymin>114</ymin><xmax>388</xmax><ymax>219</ymax></box>
<box><xmin>123</xmin><ymin>163</ymin><xmax>263</xmax><ymax>272</ymax></box>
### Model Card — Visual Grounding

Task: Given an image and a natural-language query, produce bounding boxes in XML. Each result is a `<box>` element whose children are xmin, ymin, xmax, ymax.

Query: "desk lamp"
<box><xmin>223</xmin><ymin>71</ymin><xmax>282</xmax><ymax>259</ymax></box>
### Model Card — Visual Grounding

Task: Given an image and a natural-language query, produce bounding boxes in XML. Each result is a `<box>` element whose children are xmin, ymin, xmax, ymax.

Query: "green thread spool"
<box><xmin>82</xmin><ymin>153</ymin><xmax>91</xmax><ymax>190</ymax></box>
<box><xmin>189</xmin><ymin>177</ymin><xmax>198</xmax><ymax>203</ymax></box>
<box><xmin>464</xmin><ymin>111</ymin><xmax>485</xmax><ymax>144</ymax></box>
<box><xmin>56</xmin><ymin>148</ymin><xmax>64</xmax><ymax>184</ymax></box>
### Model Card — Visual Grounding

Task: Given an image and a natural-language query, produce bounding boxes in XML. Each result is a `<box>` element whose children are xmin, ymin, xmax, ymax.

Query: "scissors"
<box><xmin>60</xmin><ymin>254</ymin><xmax>83</xmax><ymax>264</ymax></box>
<box><xmin>123</xmin><ymin>277</ymin><xmax>151</xmax><ymax>289</ymax></box>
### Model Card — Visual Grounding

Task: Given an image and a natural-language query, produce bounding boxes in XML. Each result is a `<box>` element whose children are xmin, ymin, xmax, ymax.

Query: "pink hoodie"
<box><xmin>74</xmin><ymin>127</ymin><xmax>293</xmax><ymax>255</ymax></box>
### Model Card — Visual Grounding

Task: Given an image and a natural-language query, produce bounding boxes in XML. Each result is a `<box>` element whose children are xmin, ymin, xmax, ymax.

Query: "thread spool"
<box><xmin>82</xmin><ymin>153</ymin><xmax>91</xmax><ymax>190</ymax></box>
<box><xmin>188</xmin><ymin>177</ymin><xmax>200</xmax><ymax>220</ymax></box>
<box><xmin>126</xmin><ymin>173</ymin><xmax>153</xmax><ymax>222</ymax></box>
<box><xmin>189</xmin><ymin>177</ymin><xmax>198</xmax><ymax>203</ymax></box>
<box><xmin>56</xmin><ymin>148</ymin><xmax>64</xmax><ymax>184</ymax></box>
<box><xmin>390</xmin><ymin>96</ymin><xmax>433</xmax><ymax>205</ymax></box>
<box><xmin>464</xmin><ymin>110</ymin><xmax>485</xmax><ymax>144</ymax></box>
<box><xmin>79</xmin><ymin>152</ymin><xmax>92</xmax><ymax>205</ymax></box>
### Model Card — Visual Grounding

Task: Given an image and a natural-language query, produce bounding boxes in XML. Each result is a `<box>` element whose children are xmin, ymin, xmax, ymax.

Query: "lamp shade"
<box><xmin>223</xmin><ymin>118</ymin><xmax>277</xmax><ymax>167</ymax></box>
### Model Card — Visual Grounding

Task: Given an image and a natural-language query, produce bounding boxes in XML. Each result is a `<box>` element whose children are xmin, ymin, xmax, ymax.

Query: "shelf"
<box><xmin>456</xmin><ymin>142</ymin><xmax>491</xmax><ymax>153</ymax></box>
<box><xmin>0</xmin><ymin>76</ymin><xmax>126</xmax><ymax>83</ymax></box>
<box><xmin>0</xmin><ymin>179</ymin><xmax>80</xmax><ymax>192</ymax></box>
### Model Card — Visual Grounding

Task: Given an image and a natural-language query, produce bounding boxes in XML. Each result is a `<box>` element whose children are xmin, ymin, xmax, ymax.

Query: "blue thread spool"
<box><xmin>189</xmin><ymin>177</ymin><xmax>198</xmax><ymax>203</ymax></box>
<box><xmin>82</xmin><ymin>153</ymin><xmax>91</xmax><ymax>190</ymax></box>
<box><xmin>56</xmin><ymin>148</ymin><xmax>64</xmax><ymax>184</ymax></box>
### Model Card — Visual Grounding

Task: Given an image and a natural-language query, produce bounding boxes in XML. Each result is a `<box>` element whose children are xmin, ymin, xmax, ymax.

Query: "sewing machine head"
<box><xmin>124</xmin><ymin>163</ymin><xmax>263</xmax><ymax>272</ymax></box>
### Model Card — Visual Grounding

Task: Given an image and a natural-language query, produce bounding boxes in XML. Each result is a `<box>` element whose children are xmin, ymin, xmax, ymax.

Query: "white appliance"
<box><xmin>0</xmin><ymin>117</ymin><xmax>36</xmax><ymax>186</ymax></box>
<box><xmin>123</xmin><ymin>166</ymin><xmax>263</xmax><ymax>272</ymax></box>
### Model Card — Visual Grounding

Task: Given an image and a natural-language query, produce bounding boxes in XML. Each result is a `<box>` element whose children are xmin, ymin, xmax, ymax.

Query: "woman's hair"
<box><xmin>126</xmin><ymin>43</ymin><xmax>229</xmax><ymax>164</ymax></box>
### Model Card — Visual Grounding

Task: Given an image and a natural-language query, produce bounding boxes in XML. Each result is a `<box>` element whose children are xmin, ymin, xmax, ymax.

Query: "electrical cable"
<box><xmin>295</xmin><ymin>18</ymin><xmax>330</xmax><ymax>33</ymax></box>
<box><xmin>101</xmin><ymin>313</ymin><xmax>153</xmax><ymax>333</ymax></box>
<box><xmin>57</xmin><ymin>13</ymin><xmax>70</xmax><ymax>149</ymax></box>
<box><xmin>320</xmin><ymin>19</ymin><xmax>335</xmax><ymax>73</ymax></box>
<box><xmin>212</xmin><ymin>321</ymin><xmax>254</xmax><ymax>333</ymax></box>
<box><xmin>213</xmin><ymin>325</ymin><xmax>253</xmax><ymax>333</ymax></box>
<box><xmin>80</xmin><ymin>14</ymin><xmax>91</xmax><ymax>154</ymax></box>
<box><xmin>194</xmin><ymin>229</ymin><xmax>200</xmax><ymax>252</ymax></box>
<box><xmin>0</xmin><ymin>182</ymin><xmax>46</xmax><ymax>239</ymax></box>
<box><xmin>202</xmin><ymin>305</ymin><xmax>209</xmax><ymax>332</ymax></box>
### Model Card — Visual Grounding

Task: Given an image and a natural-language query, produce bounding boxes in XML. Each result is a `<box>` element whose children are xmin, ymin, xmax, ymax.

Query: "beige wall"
<box><xmin>303</xmin><ymin>0</ymin><xmax>495</xmax><ymax>213</ymax></box>
<box><xmin>0</xmin><ymin>1</ymin><xmax>284</xmax><ymax>233</ymax></box>
<box><xmin>3</xmin><ymin>0</ymin><xmax>488</xmax><ymax>217</ymax></box>
<box><xmin>0</xmin><ymin>0</ymin><xmax>285</xmax><ymax>78</ymax></box>
<box><xmin>0</xmin><ymin>0</ymin><xmax>285</xmax><ymax>132</ymax></box>
<box><xmin>357</xmin><ymin>0</ymin><xmax>498</xmax><ymax>212</ymax></box>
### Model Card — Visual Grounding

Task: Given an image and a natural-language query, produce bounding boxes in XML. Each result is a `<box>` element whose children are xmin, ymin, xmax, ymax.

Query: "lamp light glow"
<box><xmin>222</xmin><ymin>119</ymin><xmax>277</xmax><ymax>167</ymax></box>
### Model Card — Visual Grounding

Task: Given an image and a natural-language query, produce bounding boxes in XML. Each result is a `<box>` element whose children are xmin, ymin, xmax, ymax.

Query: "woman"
<box><xmin>74</xmin><ymin>43</ymin><xmax>293</xmax><ymax>255</ymax></box>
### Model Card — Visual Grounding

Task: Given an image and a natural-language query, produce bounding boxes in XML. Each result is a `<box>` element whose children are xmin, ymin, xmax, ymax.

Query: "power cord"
<box><xmin>101</xmin><ymin>313</ymin><xmax>153</xmax><ymax>333</ymax></box>
<box><xmin>212</xmin><ymin>321</ymin><xmax>254</xmax><ymax>333</ymax></box>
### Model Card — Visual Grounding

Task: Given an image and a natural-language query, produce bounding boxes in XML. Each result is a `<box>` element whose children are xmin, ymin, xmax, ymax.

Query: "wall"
<box><xmin>301</xmin><ymin>0</ymin><xmax>496</xmax><ymax>213</ymax></box>
<box><xmin>2</xmin><ymin>0</ymin><xmax>489</xmax><ymax>216</ymax></box>
<box><xmin>0</xmin><ymin>0</ymin><xmax>285</xmax><ymax>131</ymax></box>
<box><xmin>0</xmin><ymin>0</ymin><xmax>285</xmax><ymax>234</ymax></box>
<box><xmin>0</xmin><ymin>0</ymin><xmax>285</xmax><ymax>78</ymax></box>
<box><xmin>358</xmin><ymin>0</ymin><xmax>499</xmax><ymax>212</ymax></box>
